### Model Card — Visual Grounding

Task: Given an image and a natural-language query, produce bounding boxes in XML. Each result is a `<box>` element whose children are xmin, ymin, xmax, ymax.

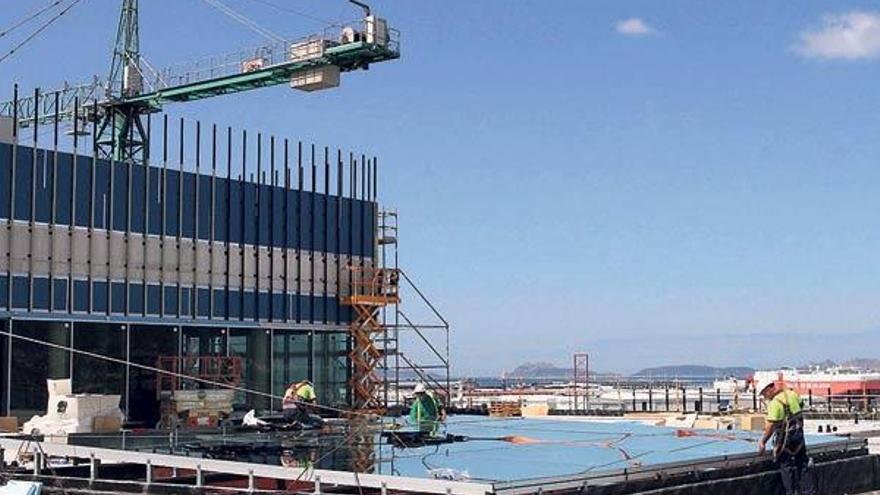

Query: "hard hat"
<box><xmin>414</xmin><ymin>382</ymin><xmax>427</xmax><ymax>394</ymax></box>
<box><xmin>759</xmin><ymin>381</ymin><xmax>775</xmax><ymax>395</ymax></box>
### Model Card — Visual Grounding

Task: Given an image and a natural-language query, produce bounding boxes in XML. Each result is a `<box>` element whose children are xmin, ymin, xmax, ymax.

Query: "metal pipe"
<box><xmin>348</xmin><ymin>0</ymin><xmax>370</xmax><ymax>17</ymax></box>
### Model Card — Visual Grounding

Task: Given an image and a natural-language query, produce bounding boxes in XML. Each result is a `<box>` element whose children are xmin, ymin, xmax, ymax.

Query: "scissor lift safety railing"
<box><xmin>340</xmin><ymin>266</ymin><xmax>400</xmax><ymax>412</ymax></box>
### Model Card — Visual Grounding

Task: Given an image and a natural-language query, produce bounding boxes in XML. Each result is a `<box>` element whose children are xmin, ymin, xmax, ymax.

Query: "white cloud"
<box><xmin>795</xmin><ymin>11</ymin><xmax>880</xmax><ymax>60</ymax></box>
<box><xmin>616</xmin><ymin>18</ymin><xmax>657</xmax><ymax>37</ymax></box>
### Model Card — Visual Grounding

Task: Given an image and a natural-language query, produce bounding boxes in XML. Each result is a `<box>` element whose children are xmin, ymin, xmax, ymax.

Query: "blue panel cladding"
<box><xmin>213</xmin><ymin>177</ymin><xmax>228</xmax><ymax>242</ymax></box>
<box><xmin>0</xmin><ymin>276</ymin><xmax>6</xmax><ymax>308</ymax></box>
<box><xmin>213</xmin><ymin>289</ymin><xmax>227</xmax><ymax>319</ymax></box>
<box><xmin>243</xmin><ymin>182</ymin><xmax>257</xmax><ymax>245</ymax></box>
<box><xmin>352</xmin><ymin>199</ymin><xmax>363</xmax><ymax>256</ymax></box>
<box><xmin>147</xmin><ymin>285</ymin><xmax>161</xmax><ymax>315</ymax></box>
<box><xmin>93</xmin><ymin>159</ymin><xmax>110</xmax><ymax>229</ymax></box>
<box><xmin>327</xmin><ymin>196</ymin><xmax>339</xmax><ymax>253</ymax></box>
<box><xmin>340</xmin><ymin>197</ymin><xmax>351</xmax><ymax>254</ymax></box>
<box><xmin>147</xmin><ymin>167</ymin><xmax>162</xmax><ymax>235</ymax></box>
<box><xmin>74</xmin><ymin>156</ymin><xmax>91</xmax><ymax>227</ymax></box>
<box><xmin>73</xmin><ymin>280</ymin><xmax>89</xmax><ymax>312</ymax></box>
<box><xmin>131</xmin><ymin>164</ymin><xmax>146</xmax><ymax>233</ymax></box>
<box><xmin>130</xmin><ymin>283</ymin><xmax>145</xmax><ymax>314</ymax></box>
<box><xmin>93</xmin><ymin>281</ymin><xmax>108</xmax><ymax>313</ymax></box>
<box><xmin>299</xmin><ymin>191</ymin><xmax>312</xmax><ymax>250</ymax></box>
<box><xmin>32</xmin><ymin>277</ymin><xmax>50</xmax><ymax>310</ymax></box>
<box><xmin>55</xmin><ymin>153</ymin><xmax>73</xmax><ymax>225</ymax></box>
<box><xmin>180</xmin><ymin>287</ymin><xmax>192</xmax><ymax>317</ymax></box>
<box><xmin>53</xmin><ymin>279</ymin><xmax>68</xmax><ymax>311</ymax></box>
<box><xmin>272</xmin><ymin>293</ymin><xmax>285</xmax><ymax>320</ymax></box>
<box><xmin>0</xmin><ymin>144</ymin><xmax>10</xmax><ymax>219</ymax></box>
<box><xmin>228</xmin><ymin>290</ymin><xmax>241</xmax><ymax>319</ymax></box>
<box><xmin>270</xmin><ymin>185</ymin><xmax>283</xmax><ymax>248</ymax></box>
<box><xmin>111</xmin><ymin>282</ymin><xmax>126</xmax><ymax>314</ymax></box>
<box><xmin>181</xmin><ymin>172</ymin><xmax>196</xmax><ymax>238</ymax></box>
<box><xmin>13</xmin><ymin>147</ymin><xmax>33</xmax><ymax>221</ymax></box>
<box><xmin>163</xmin><ymin>286</ymin><xmax>178</xmax><ymax>316</ymax></box>
<box><xmin>313</xmin><ymin>296</ymin><xmax>325</xmax><ymax>323</ymax></box>
<box><xmin>314</xmin><ymin>193</ymin><xmax>326</xmax><ymax>252</ymax></box>
<box><xmin>297</xmin><ymin>294</ymin><xmax>312</xmax><ymax>323</ymax></box>
<box><xmin>229</xmin><ymin>179</ymin><xmax>243</xmax><ymax>244</ymax></box>
<box><xmin>34</xmin><ymin>149</ymin><xmax>52</xmax><ymax>223</ymax></box>
<box><xmin>110</xmin><ymin>162</ymin><xmax>127</xmax><ymax>231</ymax></box>
<box><xmin>11</xmin><ymin>277</ymin><xmax>28</xmax><ymax>308</ymax></box>
<box><xmin>197</xmin><ymin>288</ymin><xmax>210</xmax><ymax>318</ymax></box>
<box><xmin>285</xmin><ymin>188</ymin><xmax>297</xmax><ymax>250</ymax></box>
<box><xmin>242</xmin><ymin>290</ymin><xmax>255</xmax><ymax>319</ymax></box>
<box><xmin>164</xmin><ymin>169</ymin><xmax>179</xmax><ymax>236</ymax></box>
<box><xmin>198</xmin><ymin>175</ymin><xmax>212</xmax><ymax>240</ymax></box>
<box><xmin>258</xmin><ymin>183</ymin><xmax>271</xmax><ymax>246</ymax></box>
<box><xmin>258</xmin><ymin>291</ymin><xmax>270</xmax><ymax>320</ymax></box>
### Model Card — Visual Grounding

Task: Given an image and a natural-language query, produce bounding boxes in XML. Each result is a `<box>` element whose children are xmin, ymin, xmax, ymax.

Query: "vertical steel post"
<box><xmin>225</xmin><ymin>127</ymin><xmax>232</xmax><ymax>321</ymax></box>
<box><xmin>210</xmin><ymin>124</ymin><xmax>217</xmax><ymax>319</ymax></box>
<box><xmin>68</xmin><ymin>97</ymin><xmax>79</xmax><ymax>315</ymax></box>
<box><xmin>336</xmin><ymin>150</ymin><xmax>342</xmax><ymax>325</ymax></box>
<box><xmin>28</xmin><ymin>88</ymin><xmax>39</xmax><ymax>312</ymax></box>
<box><xmin>107</xmin><ymin>110</ymin><xmax>116</xmax><ymax>316</ymax></box>
<box><xmin>310</xmin><ymin>144</ymin><xmax>316</xmax><ymax>322</ymax></box>
<box><xmin>193</xmin><ymin>121</ymin><xmax>201</xmax><ymax>318</ymax></box>
<box><xmin>296</xmin><ymin>141</ymin><xmax>303</xmax><ymax>323</ymax></box>
<box><xmin>50</xmin><ymin>91</ymin><xmax>59</xmax><ymax>311</ymax></box>
<box><xmin>177</xmin><ymin>118</ymin><xmax>184</xmax><ymax>318</ymax></box>
<box><xmin>6</xmin><ymin>85</ymin><xmax>18</xmax><ymax>312</ymax></box>
<box><xmin>255</xmin><ymin>133</ymin><xmax>262</xmax><ymax>320</ymax></box>
<box><xmin>159</xmin><ymin>115</ymin><xmax>168</xmax><ymax>316</ymax></box>
<box><xmin>125</xmin><ymin>116</ymin><xmax>134</xmax><ymax>316</ymax></box>
<box><xmin>665</xmin><ymin>387</ymin><xmax>669</xmax><ymax>412</ymax></box>
<box><xmin>142</xmin><ymin>115</ymin><xmax>151</xmax><ymax>315</ymax></box>
<box><xmin>268</xmin><ymin>136</ymin><xmax>275</xmax><ymax>322</ymax></box>
<box><xmin>323</xmin><ymin>147</ymin><xmax>329</xmax><ymax>323</ymax></box>
<box><xmin>283</xmin><ymin>139</ymin><xmax>289</xmax><ymax>322</ymax></box>
<box><xmin>88</xmin><ymin>101</ymin><xmax>98</xmax><ymax>313</ymax></box>
<box><xmin>239</xmin><ymin>130</ymin><xmax>247</xmax><ymax>321</ymax></box>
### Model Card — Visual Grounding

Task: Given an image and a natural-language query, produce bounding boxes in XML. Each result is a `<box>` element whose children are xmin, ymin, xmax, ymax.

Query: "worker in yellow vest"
<box><xmin>758</xmin><ymin>382</ymin><xmax>814</xmax><ymax>495</ymax></box>
<box><xmin>283</xmin><ymin>380</ymin><xmax>318</xmax><ymax>425</ymax></box>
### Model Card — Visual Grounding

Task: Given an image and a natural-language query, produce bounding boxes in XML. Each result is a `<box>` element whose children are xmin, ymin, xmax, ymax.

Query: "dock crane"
<box><xmin>0</xmin><ymin>0</ymin><xmax>399</xmax><ymax>162</ymax></box>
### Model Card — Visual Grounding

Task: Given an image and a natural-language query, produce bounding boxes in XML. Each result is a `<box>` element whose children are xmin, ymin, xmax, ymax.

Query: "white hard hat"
<box><xmin>414</xmin><ymin>382</ymin><xmax>427</xmax><ymax>394</ymax></box>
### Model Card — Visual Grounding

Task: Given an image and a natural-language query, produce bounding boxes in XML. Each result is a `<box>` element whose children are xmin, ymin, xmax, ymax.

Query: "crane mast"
<box><xmin>0</xmin><ymin>0</ymin><xmax>400</xmax><ymax>163</ymax></box>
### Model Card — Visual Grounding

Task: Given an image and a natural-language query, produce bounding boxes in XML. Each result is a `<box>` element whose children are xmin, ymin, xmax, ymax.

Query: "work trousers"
<box><xmin>777</xmin><ymin>447</ymin><xmax>815</xmax><ymax>495</ymax></box>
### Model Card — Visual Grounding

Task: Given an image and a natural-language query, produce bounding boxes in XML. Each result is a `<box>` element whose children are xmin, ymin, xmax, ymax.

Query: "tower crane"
<box><xmin>0</xmin><ymin>0</ymin><xmax>399</xmax><ymax>162</ymax></box>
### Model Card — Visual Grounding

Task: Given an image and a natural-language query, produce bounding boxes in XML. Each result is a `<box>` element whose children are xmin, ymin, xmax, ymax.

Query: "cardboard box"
<box><xmin>93</xmin><ymin>415</ymin><xmax>122</xmax><ymax>433</ymax></box>
<box><xmin>0</xmin><ymin>416</ymin><xmax>18</xmax><ymax>432</ymax></box>
<box><xmin>739</xmin><ymin>414</ymin><xmax>765</xmax><ymax>432</ymax></box>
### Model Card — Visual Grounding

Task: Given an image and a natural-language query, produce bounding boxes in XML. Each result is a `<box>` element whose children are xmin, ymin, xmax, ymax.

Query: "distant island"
<box><xmin>632</xmin><ymin>365</ymin><xmax>754</xmax><ymax>379</ymax></box>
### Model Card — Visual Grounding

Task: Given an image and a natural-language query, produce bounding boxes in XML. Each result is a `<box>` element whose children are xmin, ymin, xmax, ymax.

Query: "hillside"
<box><xmin>632</xmin><ymin>365</ymin><xmax>754</xmax><ymax>379</ymax></box>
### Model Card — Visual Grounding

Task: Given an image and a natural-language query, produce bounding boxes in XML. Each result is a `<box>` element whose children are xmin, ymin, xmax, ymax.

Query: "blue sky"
<box><xmin>2</xmin><ymin>1</ymin><xmax>880</xmax><ymax>374</ymax></box>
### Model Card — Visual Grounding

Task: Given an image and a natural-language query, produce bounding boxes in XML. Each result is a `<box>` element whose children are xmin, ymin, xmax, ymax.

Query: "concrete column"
<box><xmin>47</xmin><ymin>322</ymin><xmax>70</xmax><ymax>379</ymax></box>
<box><xmin>247</xmin><ymin>329</ymin><xmax>271</xmax><ymax>410</ymax></box>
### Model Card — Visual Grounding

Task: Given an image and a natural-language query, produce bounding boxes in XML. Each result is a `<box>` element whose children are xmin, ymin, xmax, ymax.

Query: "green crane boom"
<box><xmin>0</xmin><ymin>1</ymin><xmax>400</xmax><ymax>162</ymax></box>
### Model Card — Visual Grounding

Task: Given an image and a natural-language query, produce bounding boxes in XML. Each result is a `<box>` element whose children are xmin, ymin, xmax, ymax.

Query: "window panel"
<box><xmin>53</xmin><ymin>278</ymin><xmax>68</xmax><ymax>311</ymax></box>
<box><xmin>0</xmin><ymin>143</ymin><xmax>11</xmax><ymax>219</ymax></box>
<box><xmin>54</xmin><ymin>153</ymin><xmax>73</xmax><ymax>225</ymax></box>
<box><xmin>14</xmin><ymin>147</ymin><xmax>33</xmax><ymax>221</ymax></box>
<box><xmin>131</xmin><ymin>164</ymin><xmax>146</xmax><ymax>233</ymax></box>
<box><xmin>32</xmin><ymin>277</ymin><xmax>49</xmax><ymax>310</ymax></box>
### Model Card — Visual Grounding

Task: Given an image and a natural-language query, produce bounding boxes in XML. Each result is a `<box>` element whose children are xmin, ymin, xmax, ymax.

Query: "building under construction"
<box><xmin>1</xmin><ymin>2</ymin><xmax>879</xmax><ymax>495</ymax></box>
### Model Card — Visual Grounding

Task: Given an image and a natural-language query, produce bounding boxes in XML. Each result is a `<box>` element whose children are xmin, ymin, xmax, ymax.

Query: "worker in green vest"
<box><xmin>758</xmin><ymin>382</ymin><xmax>814</xmax><ymax>495</ymax></box>
<box><xmin>409</xmin><ymin>382</ymin><xmax>446</xmax><ymax>434</ymax></box>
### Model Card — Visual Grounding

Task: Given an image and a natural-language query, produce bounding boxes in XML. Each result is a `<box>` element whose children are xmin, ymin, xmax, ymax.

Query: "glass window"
<box><xmin>72</xmin><ymin>323</ymin><xmax>126</xmax><ymax>405</ymax></box>
<box><xmin>313</xmin><ymin>332</ymin><xmax>349</xmax><ymax>408</ymax></box>
<box><xmin>229</xmin><ymin>328</ymin><xmax>271</xmax><ymax>410</ymax></box>
<box><xmin>228</xmin><ymin>290</ymin><xmax>241</xmax><ymax>319</ymax></box>
<box><xmin>182</xmin><ymin>327</ymin><xmax>226</xmax><ymax>358</ymax></box>
<box><xmin>129</xmin><ymin>324</ymin><xmax>178</xmax><ymax>427</ymax></box>
<box><xmin>258</xmin><ymin>292</ymin><xmax>270</xmax><ymax>320</ymax></box>
<box><xmin>10</xmin><ymin>321</ymin><xmax>71</xmax><ymax>420</ymax></box>
<box><xmin>272</xmin><ymin>330</ymin><xmax>310</xmax><ymax>411</ymax></box>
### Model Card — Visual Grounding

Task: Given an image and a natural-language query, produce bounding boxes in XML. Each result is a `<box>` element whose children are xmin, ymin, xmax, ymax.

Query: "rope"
<box><xmin>1</xmin><ymin>328</ymin><xmax>374</xmax><ymax>419</ymax></box>
<box><xmin>241</xmin><ymin>0</ymin><xmax>334</xmax><ymax>26</ymax></box>
<box><xmin>0</xmin><ymin>0</ymin><xmax>67</xmax><ymax>39</ymax></box>
<box><xmin>0</xmin><ymin>0</ymin><xmax>85</xmax><ymax>65</ymax></box>
<box><xmin>200</xmin><ymin>0</ymin><xmax>286</xmax><ymax>43</ymax></box>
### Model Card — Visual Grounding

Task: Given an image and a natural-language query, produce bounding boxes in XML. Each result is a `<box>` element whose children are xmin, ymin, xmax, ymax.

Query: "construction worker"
<box><xmin>409</xmin><ymin>382</ymin><xmax>446</xmax><ymax>434</ymax></box>
<box><xmin>283</xmin><ymin>380</ymin><xmax>318</xmax><ymax>425</ymax></box>
<box><xmin>757</xmin><ymin>382</ymin><xmax>815</xmax><ymax>495</ymax></box>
